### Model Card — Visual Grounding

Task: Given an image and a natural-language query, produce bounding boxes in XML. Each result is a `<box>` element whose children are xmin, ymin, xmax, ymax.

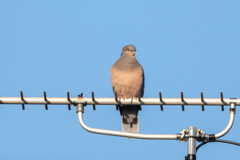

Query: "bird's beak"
<box><xmin>134</xmin><ymin>51</ymin><xmax>138</xmax><ymax>55</ymax></box>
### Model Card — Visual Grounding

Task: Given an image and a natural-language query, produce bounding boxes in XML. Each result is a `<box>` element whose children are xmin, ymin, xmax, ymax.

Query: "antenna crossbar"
<box><xmin>0</xmin><ymin>97</ymin><xmax>239</xmax><ymax>106</ymax></box>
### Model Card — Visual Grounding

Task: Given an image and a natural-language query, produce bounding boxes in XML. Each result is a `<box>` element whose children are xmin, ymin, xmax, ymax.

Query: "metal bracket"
<box><xmin>138</xmin><ymin>92</ymin><xmax>142</xmax><ymax>111</ymax></box>
<box><xmin>201</xmin><ymin>92</ymin><xmax>204</xmax><ymax>111</ymax></box>
<box><xmin>44</xmin><ymin>91</ymin><xmax>48</xmax><ymax>110</ymax></box>
<box><xmin>67</xmin><ymin>92</ymin><xmax>71</xmax><ymax>110</ymax></box>
<box><xmin>20</xmin><ymin>91</ymin><xmax>25</xmax><ymax>110</ymax></box>
<box><xmin>179</xmin><ymin>129</ymin><xmax>188</xmax><ymax>142</ymax></box>
<box><xmin>91</xmin><ymin>92</ymin><xmax>96</xmax><ymax>110</ymax></box>
<box><xmin>114</xmin><ymin>92</ymin><xmax>119</xmax><ymax>111</ymax></box>
<box><xmin>178</xmin><ymin>127</ymin><xmax>207</xmax><ymax>142</ymax></box>
<box><xmin>159</xmin><ymin>92</ymin><xmax>163</xmax><ymax>111</ymax></box>
<box><xmin>221</xmin><ymin>92</ymin><xmax>224</xmax><ymax>111</ymax></box>
<box><xmin>230</xmin><ymin>98</ymin><xmax>237</xmax><ymax>112</ymax></box>
<box><xmin>181</xmin><ymin>92</ymin><xmax>185</xmax><ymax>111</ymax></box>
<box><xmin>76</xmin><ymin>101</ymin><xmax>87</xmax><ymax>113</ymax></box>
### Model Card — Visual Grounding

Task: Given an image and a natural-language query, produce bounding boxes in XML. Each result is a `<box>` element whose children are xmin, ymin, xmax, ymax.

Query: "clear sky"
<box><xmin>0</xmin><ymin>1</ymin><xmax>240</xmax><ymax>160</ymax></box>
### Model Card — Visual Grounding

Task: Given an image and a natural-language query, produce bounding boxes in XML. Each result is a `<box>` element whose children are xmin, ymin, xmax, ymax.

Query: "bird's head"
<box><xmin>121</xmin><ymin>45</ymin><xmax>137</xmax><ymax>56</ymax></box>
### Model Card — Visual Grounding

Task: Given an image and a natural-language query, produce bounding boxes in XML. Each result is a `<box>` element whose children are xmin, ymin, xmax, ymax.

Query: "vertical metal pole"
<box><xmin>187</xmin><ymin>126</ymin><xmax>197</xmax><ymax>160</ymax></box>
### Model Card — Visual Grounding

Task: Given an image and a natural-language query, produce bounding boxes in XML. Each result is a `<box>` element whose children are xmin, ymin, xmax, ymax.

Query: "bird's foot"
<box><xmin>119</xmin><ymin>96</ymin><xmax>124</xmax><ymax>102</ymax></box>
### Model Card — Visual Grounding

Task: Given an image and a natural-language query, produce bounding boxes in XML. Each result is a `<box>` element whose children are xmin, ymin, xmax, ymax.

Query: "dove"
<box><xmin>110</xmin><ymin>45</ymin><xmax>144</xmax><ymax>133</ymax></box>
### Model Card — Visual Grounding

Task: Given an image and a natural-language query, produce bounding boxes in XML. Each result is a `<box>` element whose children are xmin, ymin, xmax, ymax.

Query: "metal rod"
<box><xmin>76</xmin><ymin>103</ymin><xmax>236</xmax><ymax>140</ymax></box>
<box><xmin>181</xmin><ymin>92</ymin><xmax>185</xmax><ymax>111</ymax></box>
<box><xmin>138</xmin><ymin>92</ymin><xmax>142</xmax><ymax>111</ymax></box>
<box><xmin>221</xmin><ymin>92</ymin><xmax>224</xmax><ymax>111</ymax></box>
<box><xmin>187</xmin><ymin>126</ymin><xmax>197</xmax><ymax>160</ymax></box>
<box><xmin>187</xmin><ymin>138</ymin><xmax>196</xmax><ymax>160</ymax></box>
<box><xmin>20</xmin><ymin>91</ymin><xmax>25</xmax><ymax>110</ymax></box>
<box><xmin>114</xmin><ymin>92</ymin><xmax>118</xmax><ymax>110</ymax></box>
<box><xmin>67</xmin><ymin>92</ymin><xmax>71</xmax><ymax>110</ymax></box>
<box><xmin>114</xmin><ymin>92</ymin><xmax>118</xmax><ymax>102</ymax></box>
<box><xmin>214</xmin><ymin>103</ymin><xmax>236</xmax><ymax>139</ymax></box>
<box><xmin>44</xmin><ymin>92</ymin><xmax>48</xmax><ymax>110</ymax></box>
<box><xmin>159</xmin><ymin>92</ymin><xmax>163</xmax><ymax>111</ymax></box>
<box><xmin>91</xmin><ymin>92</ymin><xmax>96</xmax><ymax>110</ymax></box>
<box><xmin>201</xmin><ymin>92</ymin><xmax>204</xmax><ymax>111</ymax></box>
<box><xmin>76</xmin><ymin>104</ymin><xmax>179</xmax><ymax>140</ymax></box>
<box><xmin>0</xmin><ymin>97</ymin><xmax>240</xmax><ymax>106</ymax></box>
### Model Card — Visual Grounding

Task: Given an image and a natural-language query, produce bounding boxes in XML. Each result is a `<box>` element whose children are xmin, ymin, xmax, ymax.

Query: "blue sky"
<box><xmin>0</xmin><ymin>1</ymin><xmax>240</xmax><ymax>159</ymax></box>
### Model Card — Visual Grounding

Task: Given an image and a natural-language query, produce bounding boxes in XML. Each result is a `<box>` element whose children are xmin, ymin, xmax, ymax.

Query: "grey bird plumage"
<box><xmin>110</xmin><ymin>45</ymin><xmax>144</xmax><ymax>133</ymax></box>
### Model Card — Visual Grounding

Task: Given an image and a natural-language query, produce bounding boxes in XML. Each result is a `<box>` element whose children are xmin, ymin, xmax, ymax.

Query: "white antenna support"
<box><xmin>0</xmin><ymin>91</ymin><xmax>238</xmax><ymax>160</ymax></box>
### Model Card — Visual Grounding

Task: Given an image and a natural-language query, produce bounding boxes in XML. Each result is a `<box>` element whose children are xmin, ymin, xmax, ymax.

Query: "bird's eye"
<box><xmin>127</xmin><ymin>49</ymin><xmax>130</xmax><ymax>51</ymax></box>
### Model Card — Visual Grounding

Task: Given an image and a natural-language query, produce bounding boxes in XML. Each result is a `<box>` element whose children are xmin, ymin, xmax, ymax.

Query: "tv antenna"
<box><xmin>0</xmin><ymin>91</ymin><xmax>239</xmax><ymax>160</ymax></box>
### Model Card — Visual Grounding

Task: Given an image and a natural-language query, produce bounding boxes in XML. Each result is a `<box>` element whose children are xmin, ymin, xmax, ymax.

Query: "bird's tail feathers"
<box><xmin>121</xmin><ymin>115</ymin><xmax>139</xmax><ymax>133</ymax></box>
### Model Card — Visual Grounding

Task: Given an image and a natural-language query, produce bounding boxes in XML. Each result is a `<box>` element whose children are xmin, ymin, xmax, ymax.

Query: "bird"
<box><xmin>110</xmin><ymin>45</ymin><xmax>144</xmax><ymax>133</ymax></box>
